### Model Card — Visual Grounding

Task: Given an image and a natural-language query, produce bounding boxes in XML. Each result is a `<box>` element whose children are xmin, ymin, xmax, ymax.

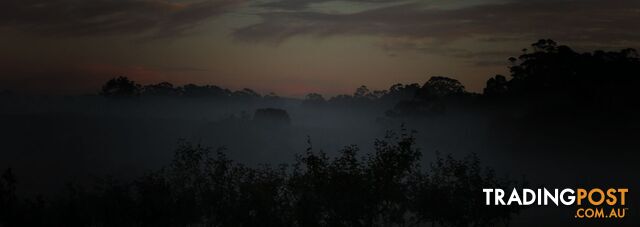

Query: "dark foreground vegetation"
<box><xmin>0</xmin><ymin>128</ymin><xmax>523</xmax><ymax>227</ymax></box>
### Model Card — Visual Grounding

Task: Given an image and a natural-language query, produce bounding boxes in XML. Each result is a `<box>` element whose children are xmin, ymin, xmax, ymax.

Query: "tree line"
<box><xmin>100</xmin><ymin>39</ymin><xmax>640</xmax><ymax>115</ymax></box>
<box><xmin>100</xmin><ymin>78</ymin><xmax>269</xmax><ymax>100</ymax></box>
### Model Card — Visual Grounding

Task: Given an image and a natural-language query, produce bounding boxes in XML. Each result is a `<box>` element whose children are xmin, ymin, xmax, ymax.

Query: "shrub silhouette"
<box><xmin>0</xmin><ymin>130</ymin><xmax>522</xmax><ymax>226</ymax></box>
<box><xmin>412</xmin><ymin>153</ymin><xmax>525</xmax><ymax>227</ymax></box>
<box><xmin>0</xmin><ymin>169</ymin><xmax>17</xmax><ymax>225</ymax></box>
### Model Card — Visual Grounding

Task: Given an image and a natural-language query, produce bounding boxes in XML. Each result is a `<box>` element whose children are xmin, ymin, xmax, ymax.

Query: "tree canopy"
<box><xmin>0</xmin><ymin>130</ymin><xmax>522</xmax><ymax>227</ymax></box>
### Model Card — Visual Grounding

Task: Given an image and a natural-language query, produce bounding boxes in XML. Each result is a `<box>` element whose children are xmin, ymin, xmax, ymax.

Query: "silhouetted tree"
<box><xmin>352</xmin><ymin>85</ymin><xmax>387</xmax><ymax>101</ymax></box>
<box><xmin>181</xmin><ymin>84</ymin><xmax>230</xmax><ymax>97</ymax></box>
<box><xmin>388</xmin><ymin>83</ymin><xmax>420</xmax><ymax>100</ymax></box>
<box><xmin>303</xmin><ymin>93</ymin><xmax>327</xmax><ymax>106</ymax></box>
<box><xmin>143</xmin><ymin>82</ymin><xmax>179</xmax><ymax>96</ymax></box>
<box><xmin>354</xmin><ymin>85</ymin><xmax>371</xmax><ymax>98</ymax></box>
<box><xmin>354</xmin><ymin>85</ymin><xmax>381</xmax><ymax>101</ymax></box>
<box><xmin>232</xmin><ymin>88</ymin><xmax>262</xmax><ymax>100</ymax></box>
<box><xmin>485</xmin><ymin>39</ymin><xmax>640</xmax><ymax>111</ymax></box>
<box><xmin>100</xmin><ymin>76</ymin><xmax>141</xmax><ymax>98</ymax></box>
<box><xmin>263</xmin><ymin>92</ymin><xmax>281</xmax><ymax>101</ymax></box>
<box><xmin>365</xmin><ymin>129</ymin><xmax>421</xmax><ymax>225</ymax></box>
<box><xmin>484</xmin><ymin>74</ymin><xmax>508</xmax><ymax>97</ymax></box>
<box><xmin>387</xmin><ymin>77</ymin><xmax>469</xmax><ymax>117</ymax></box>
<box><xmin>328</xmin><ymin>94</ymin><xmax>353</xmax><ymax>105</ymax></box>
<box><xmin>416</xmin><ymin>76</ymin><xmax>467</xmax><ymax>100</ymax></box>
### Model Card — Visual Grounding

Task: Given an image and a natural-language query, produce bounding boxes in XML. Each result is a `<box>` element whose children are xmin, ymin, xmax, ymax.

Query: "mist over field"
<box><xmin>2</xmin><ymin>40</ymin><xmax>640</xmax><ymax>226</ymax></box>
<box><xmin>3</xmin><ymin>0</ymin><xmax>640</xmax><ymax>224</ymax></box>
<box><xmin>3</xmin><ymin>90</ymin><xmax>638</xmax><ymax>183</ymax></box>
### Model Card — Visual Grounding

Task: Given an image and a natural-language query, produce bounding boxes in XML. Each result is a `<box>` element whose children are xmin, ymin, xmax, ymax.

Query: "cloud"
<box><xmin>379</xmin><ymin>37</ymin><xmax>515</xmax><ymax>58</ymax></box>
<box><xmin>259</xmin><ymin>0</ymin><xmax>320</xmax><ymax>10</ymax></box>
<box><xmin>162</xmin><ymin>66</ymin><xmax>211</xmax><ymax>72</ymax></box>
<box><xmin>0</xmin><ymin>0</ymin><xmax>244</xmax><ymax>38</ymax></box>
<box><xmin>235</xmin><ymin>0</ymin><xmax>640</xmax><ymax>47</ymax></box>
<box><xmin>258</xmin><ymin>0</ymin><xmax>401</xmax><ymax>11</ymax></box>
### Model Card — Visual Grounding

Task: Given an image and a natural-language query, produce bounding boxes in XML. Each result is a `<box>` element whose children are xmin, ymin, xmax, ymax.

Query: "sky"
<box><xmin>1</xmin><ymin>0</ymin><xmax>640</xmax><ymax>97</ymax></box>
